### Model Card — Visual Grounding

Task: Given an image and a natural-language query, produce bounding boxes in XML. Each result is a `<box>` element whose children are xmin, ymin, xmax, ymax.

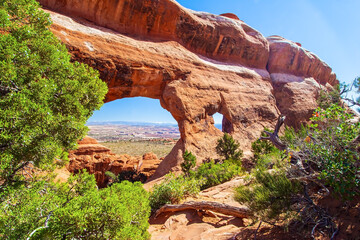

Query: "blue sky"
<box><xmin>88</xmin><ymin>0</ymin><xmax>360</xmax><ymax>124</ymax></box>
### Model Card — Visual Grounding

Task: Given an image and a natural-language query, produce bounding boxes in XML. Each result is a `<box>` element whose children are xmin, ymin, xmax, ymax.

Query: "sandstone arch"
<box><xmin>39</xmin><ymin>0</ymin><xmax>338</xmax><ymax>178</ymax></box>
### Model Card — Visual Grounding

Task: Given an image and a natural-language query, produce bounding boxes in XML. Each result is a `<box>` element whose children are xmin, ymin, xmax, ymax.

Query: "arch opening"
<box><xmin>210</xmin><ymin>112</ymin><xmax>233</xmax><ymax>134</ymax></box>
<box><xmin>212</xmin><ymin>112</ymin><xmax>223</xmax><ymax>131</ymax></box>
<box><xmin>86</xmin><ymin>97</ymin><xmax>180</xmax><ymax>158</ymax></box>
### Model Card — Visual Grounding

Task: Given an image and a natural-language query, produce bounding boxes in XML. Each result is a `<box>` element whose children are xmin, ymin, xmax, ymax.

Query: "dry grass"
<box><xmin>101</xmin><ymin>140</ymin><xmax>176</xmax><ymax>158</ymax></box>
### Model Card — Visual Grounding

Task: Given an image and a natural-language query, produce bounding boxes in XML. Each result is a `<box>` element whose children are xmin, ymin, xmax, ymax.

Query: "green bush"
<box><xmin>317</xmin><ymin>86</ymin><xmax>341</xmax><ymax>110</ymax></box>
<box><xmin>106</xmin><ymin>170</ymin><xmax>147</xmax><ymax>184</ymax></box>
<box><xmin>0</xmin><ymin>0</ymin><xmax>107</xmax><ymax>188</ymax></box>
<box><xmin>0</xmin><ymin>172</ymin><xmax>151</xmax><ymax>240</ymax></box>
<box><xmin>307</xmin><ymin>105</ymin><xmax>360</xmax><ymax>198</ymax></box>
<box><xmin>193</xmin><ymin>160</ymin><xmax>243</xmax><ymax>190</ymax></box>
<box><xmin>149</xmin><ymin>173</ymin><xmax>202</xmax><ymax>210</ymax></box>
<box><xmin>150</xmin><ymin>158</ymin><xmax>244</xmax><ymax>210</ymax></box>
<box><xmin>235</xmin><ymin>169</ymin><xmax>301</xmax><ymax>221</ymax></box>
<box><xmin>216</xmin><ymin>133</ymin><xmax>243</xmax><ymax>163</ymax></box>
<box><xmin>255</xmin><ymin>149</ymin><xmax>288</xmax><ymax>170</ymax></box>
<box><xmin>181</xmin><ymin>150</ymin><xmax>196</xmax><ymax>176</ymax></box>
<box><xmin>281</xmin><ymin>124</ymin><xmax>309</xmax><ymax>150</ymax></box>
<box><xmin>251</xmin><ymin>128</ymin><xmax>277</xmax><ymax>162</ymax></box>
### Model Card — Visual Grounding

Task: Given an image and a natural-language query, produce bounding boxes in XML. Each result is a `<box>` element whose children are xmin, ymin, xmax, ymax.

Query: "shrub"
<box><xmin>281</xmin><ymin>124</ymin><xmax>309</xmax><ymax>150</ymax></box>
<box><xmin>216</xmin><ymin>133</ymin><xmax>243</xmax><ymax>163</ymax></box>
<box><xmin>317</xmin><ymin>86</ymin><xmax>341</xmax><ymax>110</ymax></box>
<box><xmin>0</xmin><ymin>172</ymin><xmax>151</xmax><ymax>240</ymax></box>
<box><xmin>193</xmin><ymin>160</ymin><xmax>243</xmax><ymax>190</ymax></box>
<box><xmin>235</xmin><ymin>103</ymin><xmax>360</xmax><ymax>238</ymax></box>
<box><xmin>149</xmin><ymin>173</ymin><xmax>202</xmax><ymax>210</ymax></box>
<box><xmin>0</xmin><ymin>0</ymin><xmax>107</xmax><ymax>188</ymax></box>
<box><xmin>149</xmin><ymin>158</ymin><xmax>244</xmax><ymax>210</ymax></box>
<box><xmin>181</xmin><ymin>150</ymin><xmax>196</xmax><ymax>176</ymax></box>
<box><xmin>255</xmin><ymin>149</ymin><xmax>288</xmax><ymax>170</ymax></box>
<box><xmin>235</xmin><ymin>169</ymin><xmax>301</xmax><ymax>221</ymax></box>
<box><xmin>251</xmin><ymin>128</ymin><xmax>277</xmax><ymax>162</ymax></box>
<box><xmin>307</xmin><ymin>105</ymin><xmax>360</xmax><ymax>198</ymax></box>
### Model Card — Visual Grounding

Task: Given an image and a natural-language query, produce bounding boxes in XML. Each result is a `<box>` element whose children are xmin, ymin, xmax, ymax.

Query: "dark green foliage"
<box><xmin>106</xmin><ymin>170</ymin><xmax>148</xmax><ymax>185</ymax></box>
<box><xmin>216</xmin><ymin>133</ymin><xmax>243</xmax><ymax>163</ymax></box>
<box><xmin>149</xmin><ymin>173</ymin><xmax>202</xmax><ymax>210</ymax></box>
<box><xmin>235</xmin><ymin>169</ymin><xmax>301</xmax><ymax>221</ymax></box>
<box><xmin>307</xmin><ymin>105</ymin><xmax>360</xmax><ymax>198</ymax></box>
<box><xmin>317</xmin><ymin>85</ymin><xmax>341</xmax><ymax>110</ymax></box>
<box><xmin>181</xmin><ymin>150</ymin><xmax>196</xmax><ymax>176</ymax></box>
<box><xmin>0</xmin><ymin>172</ymin><xmax>151</xmax><ymax>240</ymax></box>
<box><xmin>149</xmin><ymin>158</ymin><xmax>243</xmax><ymax>210</ymax></box>
<box><xmin>281</xmin><ymin>124</ymin><xmax>309</xmax><ymax>149</ymax></box>
<box><xmin>192</xmin><ymin>160</ymin><xmax>242</xmax><ymax>190</ymax></box>
<box><xmin>0</xmin><ymin>0</ymin><xmax>107</xmax><ymax>187</ymax></box>
<box><xmin>0</xmin><ymin>1</ymin><xmax>153</xmax><ymax>238</ymax></box>
<box><xmin>117</xmin><ymin>170</ymin><xmax>148</xmax><ymax>183</ymax></box>
<box><xmin>251</xmin><ymin>128</ymin><xmax>277</xmax><ymax>162</ymax></box>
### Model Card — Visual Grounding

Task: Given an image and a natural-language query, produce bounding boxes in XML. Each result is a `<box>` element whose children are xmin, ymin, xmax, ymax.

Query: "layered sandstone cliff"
<box><xmin>38</xmin><ymin>0</ymin><xmax>338</xmax><ymax>178</ymax></box>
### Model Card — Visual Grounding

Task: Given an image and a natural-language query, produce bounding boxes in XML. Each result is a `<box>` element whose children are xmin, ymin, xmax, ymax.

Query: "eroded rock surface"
<box><xmin>38</xmin><ymin>0</ymin><xmax>338</xmax><ymax>178</ymax></box>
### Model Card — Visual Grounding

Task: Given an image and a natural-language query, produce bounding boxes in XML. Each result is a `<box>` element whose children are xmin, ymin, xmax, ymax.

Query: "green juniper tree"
<box><xmin>181</xmin><ymin>150</ymin><xmax>196</xmax><ymax>176</ymax></box>
<box><xmin>216</xmin><ymin>133</ymin><xmax>243</xmax><ymax>163</ymax></box>
<box><xmin>0</xmin><ymin>0</ymin><xmax>107</xmax><ymax>188</ymax></box>
<box><xmin>0</xmin><ymin>1</ymin><xmax>151</xmax><ymax>239</ymax></box>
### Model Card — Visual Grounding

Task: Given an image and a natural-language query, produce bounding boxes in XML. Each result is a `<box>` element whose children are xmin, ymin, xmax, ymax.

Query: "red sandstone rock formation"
<box><xmin>67</xmin><ymin>137</ymin><xmax>161</xmax><ymax>187</ymax></box>
<box><xmin>220</xmin><ymin>13</ymin><xmax>240</xmax><ymax>20</ymax></box>
<box><xmin>267</xmin><ymin>36</ymin><xmax>338</xmax><ymax>127</ymax></box>
<box><xmin>38</xmin><ymin>0</ymin><xmax>338</xmax><ymax>178</ymax></box>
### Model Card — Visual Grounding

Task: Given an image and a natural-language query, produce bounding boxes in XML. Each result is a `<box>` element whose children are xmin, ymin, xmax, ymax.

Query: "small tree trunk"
<box><xmin>155</xmin><ymin>201</ymin><xmax>251</xmax><ymax>219</ymax></box>
<box><xmin>259</xmin><ymin>115</ymin><xmax>287</xmax><ymax>151</ymax></box>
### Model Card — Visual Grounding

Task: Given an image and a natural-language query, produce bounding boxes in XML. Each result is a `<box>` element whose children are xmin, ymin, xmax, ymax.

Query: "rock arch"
<box><xmin>39</xmin><ymin>0</ymin><xmax>337</xmax><ymax>178</ymax></box>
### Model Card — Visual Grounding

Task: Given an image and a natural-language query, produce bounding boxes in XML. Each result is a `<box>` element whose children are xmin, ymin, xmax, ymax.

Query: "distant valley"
<box><xmin>86</xmin><ymin>121</ymin><xmax>221</xmax><ymax>142</ymax></box>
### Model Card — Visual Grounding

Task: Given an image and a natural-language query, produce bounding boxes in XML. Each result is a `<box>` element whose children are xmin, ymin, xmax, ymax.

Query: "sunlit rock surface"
<box><xmin>38</xmin><ymin>0</ymin><xmax>337</xmax><ymax>178</ymax></box>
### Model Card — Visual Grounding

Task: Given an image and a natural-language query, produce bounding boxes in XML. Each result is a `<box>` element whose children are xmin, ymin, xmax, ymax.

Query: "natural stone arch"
<box><xmin>41</xmin><ymin>0</ymin><xmax>338</xmax><ymax>178</ymax></box>
<box><xmin>45</xmin><ymin>11</ymin><xmax>280</xmax><ymax>178</ymax></box>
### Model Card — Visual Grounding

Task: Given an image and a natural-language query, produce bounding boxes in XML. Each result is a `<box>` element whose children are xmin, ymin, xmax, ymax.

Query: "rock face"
<box><xmin>38</xmin><ymin>0</ymin><xmax>338</xmax><ymax>178</ymax></box>
<box><xmin>68</xmin><ymin>137</ymin><xmax>161</xmax><ymax>187</ymax></box>
<box><xmin>267</xmin><ymin>36</ymin><xmax>338</xmax><ymax>127</ymax></box>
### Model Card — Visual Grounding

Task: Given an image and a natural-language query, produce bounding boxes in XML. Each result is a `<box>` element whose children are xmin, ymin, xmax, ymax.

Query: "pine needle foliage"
<box><xmin>181</xmin><ymin>150</ymin><xmax>196</xmax><ymax>176</ymax></box>
<box><xmin>0</xmin><ymin>0</ymin><xmax>107</xmax><ymax>188</ymax></box>
<box><xmin>0</xmin><ymin>172</ymin><xmax>151</xmax><ymax>240</ymax></box>
<box><xmin>149</xmin><ymin>173</ymin><xmax>202</xmax><ymax>210</ymax></box>
<box><xmin>235</xmin><ymin>169</ymin><xmax>301</xmax><ymax>221</ymax></box>
<box><xmin>216</xmin><ymin>133</ymin><xmax>243</xmax><ymax>164</ymax></box>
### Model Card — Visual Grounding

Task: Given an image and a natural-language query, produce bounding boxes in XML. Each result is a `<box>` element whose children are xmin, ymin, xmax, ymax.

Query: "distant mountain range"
<box><xmin>87</xmin><ymin>121</ymin><xmax>222</xmax><ymax>130</ymax></box>
<box><xmin>86</xmin><ymin>121</ymin><xmax>178</xmax><ymax>127</ymax></box>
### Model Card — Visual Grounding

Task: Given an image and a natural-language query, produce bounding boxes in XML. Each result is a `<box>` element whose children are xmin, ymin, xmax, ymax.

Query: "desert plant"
<box><xmin>149</xmin><ymin>173</ymin><xmax>203</xmax><ymax>210</ymax></box>
<box><xmin>306</xmin><ymin>104</ymin><xmax>360</xmax><ymax>198</ymax></box>
<box><xmin>216</xmin><ymin>133</ymin><xmax>243</xmax><ymax>163</ymax></box>
<box><xmin>0</xmin><ymin>0</ymin><xmax>107</xmax><ymax>189</ymax></box>
<box><xmin>251</xmin><ymin>128</ymin><xmax>278</xmax><ymax>162</ymax></box>
<box><xmin>235</xmin><ymin>169</ymin><xmax>301</xmax><ymax>221</ymax></box>
<box><xmin>317</xmin><ymin>85</ymin><xmax>341</xmax><ymax>110</ymax></box>
<box><xmin>181</xmin><ymin>150</ymin><xmax>196</xmax><ymax>176</ymax></box>
<box><xmin>193</xmin><ymin>160</ymin><xmax>243</xmax><ymax>190</ymax></box>
<box><xmin>236</xmin><ymin>103</ymin><xmax>360</xmax><ymax>238</ymax></box>
<box><xmin>106</xmin><ymin>170</ymin><xmax>148</xmax><ymax>185</ymax></box>
<box><xmin>0</xmin><ymin>172</ymin><xmax>151</xmax><ymax>240</ymax></box>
